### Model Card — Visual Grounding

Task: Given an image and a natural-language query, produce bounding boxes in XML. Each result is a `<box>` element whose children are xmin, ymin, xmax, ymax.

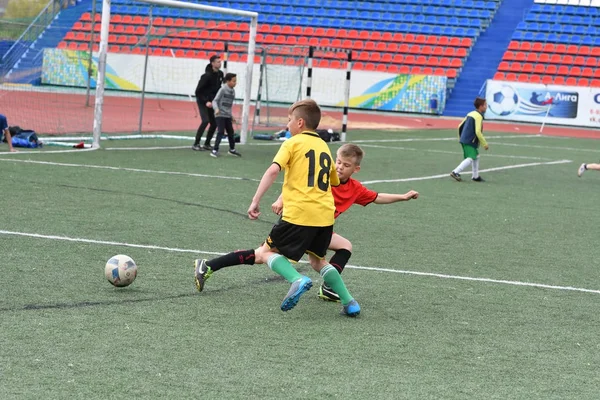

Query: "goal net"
<box><xmin>0</xmin><ymin>0</ymin><xmax>258</xmax><ymax>147</ymax></box>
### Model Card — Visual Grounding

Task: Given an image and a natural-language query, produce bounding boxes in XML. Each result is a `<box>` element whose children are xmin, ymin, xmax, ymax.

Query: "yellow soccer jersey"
<box><xmin>272</xmin><ymin>131</ymin><xmax>339</xmax><ymax>227</ymax></box>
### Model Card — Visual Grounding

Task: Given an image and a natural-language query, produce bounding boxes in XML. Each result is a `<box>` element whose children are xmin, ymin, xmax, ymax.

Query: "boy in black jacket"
<box><xmin>193</xmin><ymin>55</ymin><xmax>224</xmax><ymax>151</ymax></box>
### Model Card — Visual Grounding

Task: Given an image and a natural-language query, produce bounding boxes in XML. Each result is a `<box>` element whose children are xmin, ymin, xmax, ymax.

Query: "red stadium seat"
<box><xmin>531</xmin><ymin>42</ymin><xmax>543</xmax><ymax>52</ymax></box>
<box><xmin>555</xmin><ymin>76</ymin><xmax>566</xmax><ymax>85</ymax></box>
<box><xmin>460</xmin><ymin>38</ymin><xmax>472</xmax><ymax>47</ymax></box>
<box><xmin>449</xmin><ymin>37</ymin><xmax>461</xmax><ymax>47</ymax></box>
<box><xmin>437</xmin><ymin>36</ymin><xmax>449</xmax><ymax>46</ymax></box>
<box><xmin>514</xmin><ymin>52</ymin><xmax>526</xmax><ymax>62</ymax></box>
<box><xmin>434</xmin><ymin>67</ymin><xmax>446</xmax><ymax>76</ymax></box>
<box><xmin>555</xmin><ymin>44</ymin><xmax>567</xmax><ymax>54</ymax></box>
<box><xmin>530</xmin><ymin>75</ymin><xmax>541</xmax><ymax>84</ymax></box>
<box><xmin>498</xmin><ymin>61</ymin><xmax>510</xmax><ymax>71</ymax></box>
<box><xmin>426</xmin><ymin>36</ymin><xmax>438</xmax><ymax>45</ymax></box>
<box><xmin>81</xmin><ymin>12</ymin><xmax>92</xmax><ymax>21</ymax></box>
<box><xmin>566</xmin><ymin>77</ymin><xmax>577</xmax><ymax>86</ymax></box>
<box><xmin>534</xmin><ymin>64</ymin><xmax>546</xmax><ymax>74</ymax></box>
<box><xmin>571</xmin><ymin>66</ymin><xmax>582</xmax><ymax>76</ymax></box>
<box><xmin>503</xmin><ymin>51</ymin><xmax>515</xmax><ymax>61</ymax></box>
<box><xmin>558</xmin><ymin>65</ymin><xmax>570</xmax><ymax>75</ymax></box>
<box><xmin>388</xmin><ymin>65</ymin><xmax>400</xmax><ymax>74</ymax></box>
<box><xmin>520</xmin><ymin>42</ymin><xmax>531</xmax><ymax>52</ymax></box>
<box><xmin>542</xmin><ymin>75</ymin><xmax>553</xmax><ymax>84</ymax></box>
<box><xmin>446</xmin><ymin>69</ymin><xmax>457</xmax><ymax>78</ymax></box>
<box><xmin>494</xmin><ymin>72</ymin><xmax>505</xmax><ymax>80</ymax></box>
<box><xmin>57</xmin><ymin>41</ymin><xmax>67</xmax><ymax>49</ymax></box>
<box><xmin>518</xmin><ymin>74</ymin><xmax>529</xmax><ymax>82</ymax></box>
<box><xmin>508</xmin><ymin>41</ymin><xmax>519</xmax><ymax>51</ymax></box>
<box><xmin>427</xmin><ymin>56</ymin><xmax>440</xmax><ymax>66</ymax></box>
<box><xmin>591</xmin><ymin>79</ymin><xmax>600</xmax><ymax>87</ymax></box>
<box><xmin>578</xmin><ymin>78</ymin><xmax>590</xmax><ymax>86</ymax></box>
<box><xmin>563</xmin><ymin>55</ymin><xmax>574</xmax><ymax>65</ymax></box>
<box><xmin>538</xmin><ymin>53</ymin><xmax>550</xmax><ymax>63</ymax></box>
<box><xmin>578</xmin><ymin>46</ymin><xmax>591</xmax><ymax>56</ymax></box>
<box><xmin>505</xmin><ymin>72</ymin><xmax>517</xmax><ymax>81</ymax></box>
<box><xmin>574</xmin><ymin>56</ymin><xmax>586</xmax><ymax>66</ymax></box>
<box><xmin>399</xmin><ymin>65</ymin><xmax>410</xmax><ymax>74</ymax></box>
<box><xmin>271</xmin><ymin>25</ymin><xmax>282</xmax><ymax>34</ymax></box>
<box><xmin>509</xmin><ymin>62</ymin><xmax>522</xmax><ymax>72</ymax></box>
<box><xmin>543</xmin><ymin>43</ymin><xmax>555</xmax><ymax>53</ymax></box>
<box><xmin>546</xmin><ymin>65</ymin><xmax>558</xmax><ymax>74</ymax></box>
<box><xmin>526</xmin><ymin>53</ymin><xmax>538</xmax><ymax>63</ymax></box>
<box><xmin>393</xmin><ymin>54</ymin><xmax>404</xmax><ymax>64</ymax></box>
<box><xmin>585</xmin><ymin>57</ymin><xmax>597</xmax><ymax>67</ymax></box>
<box><xmin>415</xmin><ymin>35</ymin><xmax>427</xmax><ymax>44</ymax></box>
<box><xmin>410</xmin><ymin>66</ymin><xmax>422</xmax><ymax>75</ymax></box>
<box><xmin>522</xmin><ymin>63</ymin><xmax>534</xmax><ymax>73</ymax></box>
<box><xmin>582</xmin><ymin>67</ymin><xmax>594</xmax><ymax>78</ymax></box>
<box><xmin>566</xmin><ymin>45</ymin><xmax>578</xmax><ymax>55</ymax></box>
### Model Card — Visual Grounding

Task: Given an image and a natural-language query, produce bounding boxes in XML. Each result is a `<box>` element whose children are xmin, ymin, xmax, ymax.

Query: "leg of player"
<box><xmin>225</xmin><ymin>118</ymin><xmax>241</xmax><ymax>157</ymax></box>
<box><xmin>471</xmin><ymin>155</ymin><xmax>484</xmax><ymax>182</ymax></box>
<box><xmin>203</xmin><ymin>108</ymin><xmax>217</xmax><ymax>150</ymax></box>
<box><xmin>578</xmin><ymin>163</ymin><xmax>600</xmax><ymax>177</ymax></box>
<box><xmin>211</xmin><ymin>117</ymin><xmax>225</xmax><ymax>157</ymax></box>
<box><xmin>193</xmin><ymin>101</ymin><xmax>210</xmax><ymax>150</ymax></box>
<box><xmin>310</xmin><ymin>254</ymin><xmax>360</xmax><ymax>317</ymax></box>
<box><xmin>318</xmin><ymin>233</ymin><xmax>353</xmax><ymax>302</ymax></box>
<box><xmin>451</xmin><ymin>158</ymin><xmax>472</xmax><ymax>181</ymax></box>
<box><xmin>193</xmin><ymin>247</ymin><xmax>257</xmax><ymax>292</ymax></box>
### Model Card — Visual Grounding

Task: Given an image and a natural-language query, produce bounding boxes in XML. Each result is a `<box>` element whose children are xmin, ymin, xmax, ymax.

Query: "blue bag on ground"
<box><xmin>11</xmin><ymin>129</ymin><xmax>41</xmax><ymax>148</ymax></box>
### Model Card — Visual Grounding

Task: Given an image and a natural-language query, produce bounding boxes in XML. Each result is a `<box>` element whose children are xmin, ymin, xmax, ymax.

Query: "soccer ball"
<box><xmin>488</xmin><ymin>85</ymin><xmax>519</xmax><ymax>116</ymax></box>
<box><xmin>105</xmin><ymin>254</ymin><xmax>138</xmax><ymax>287</ymax></box>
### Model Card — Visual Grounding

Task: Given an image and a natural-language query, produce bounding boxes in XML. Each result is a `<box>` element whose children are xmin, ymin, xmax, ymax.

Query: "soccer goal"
<box><xmin>0</xmin><ymin>0</ymin><xmax>258</xmax><ymax>147</ymax></box>
<box><xmin>91</xmin><ymin>0</ymin><xmax>258</xmax><ymax>148</ymax></box>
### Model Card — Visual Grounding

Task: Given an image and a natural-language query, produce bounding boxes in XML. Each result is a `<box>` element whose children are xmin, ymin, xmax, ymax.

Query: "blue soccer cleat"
<box><xmin>341</xmin><ymin>299</ymin><xmax>361</xmax><ymax>317</ymax></box>
<box><xmin>281</xmin><ymin>276</ymin><xmax>312</xmax><ymax>311</ymax></box>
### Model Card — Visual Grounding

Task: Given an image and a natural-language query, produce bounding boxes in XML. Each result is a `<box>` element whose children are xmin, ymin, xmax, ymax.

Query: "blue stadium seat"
<box><xmin>582</xmin><ymin>36</ymin><xmax>594</xmax><ymax>46</ymax></box>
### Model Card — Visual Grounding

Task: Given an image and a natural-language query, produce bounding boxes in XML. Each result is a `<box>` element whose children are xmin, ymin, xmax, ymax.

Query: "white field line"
<box><xmin>362</xmin><ymin>160</ymin><xmax>572</xmax><ymax>184</ymax></box>
<box><xmin>352</xmin><ymin>134</ymin><xmax>543</xmax><ymax>143</ymax></box>
<box><xmin>0</xmin><ymin>158</ymin><xmax>261</xmax><ymax>182</ymax></box>
<box><xmin>0</xmin><ymin>148</ymin><xmax>97</xmax><ymax>155</ymax></box>
<box><xmin>488</xmin><ymin>142</ymin><xmax>600</xmax><ymax>154</ymax></box>
<box><xmin>106</xmin><ymin>146</ymin><xmax>191</xmax><ymax>151</ymax></box>
<box><xmin>359</xmin><ymin>143</ymin><xmax>554</xmax><ymax>161</ymax></box>
<box><xmin>1</xmin><ymin>229</ymin><xmax>599</xmax><ymax>296</ymax></box>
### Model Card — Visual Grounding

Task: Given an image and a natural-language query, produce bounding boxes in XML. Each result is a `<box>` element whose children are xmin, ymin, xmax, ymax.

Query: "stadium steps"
<box><xmin>444</xmin><ymin>0</ymin><xmax>530</xmax><ymax>117</ymax></box>
<box><xmin>8</xmin><ymin>0</ymin><xmax>92</xmax><ymax>84</ymax></box>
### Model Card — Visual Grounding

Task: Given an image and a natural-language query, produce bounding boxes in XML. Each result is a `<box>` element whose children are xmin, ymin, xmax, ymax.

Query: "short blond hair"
<box><xmin>337</xmin><ymin>143</ymin><xmax>365</xmax><ymax>166</ymax></box>
<box><xmin>288</xmin><ymin>99</ymin><xmax>321</xmax><ymax>130</ymax></box>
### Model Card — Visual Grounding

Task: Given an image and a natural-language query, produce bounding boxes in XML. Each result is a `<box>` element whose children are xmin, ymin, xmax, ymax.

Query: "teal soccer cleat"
<box><xmin>281</xmin><ymin>276</ymin><xmax>312</xmax><ymax>311</ymax></box>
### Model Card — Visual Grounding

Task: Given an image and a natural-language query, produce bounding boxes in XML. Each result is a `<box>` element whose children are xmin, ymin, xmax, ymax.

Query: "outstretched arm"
<box><xmin>248</xmin><ymin>163</ymin><xmax>281</xmax><ymax>219</ymax></box>
<box><xmin>373</xmin><ymin>190</ymin><xmax>419</xmax><ymax>204</ymax></box>
<box><xmin>4</xmin><ymin>128</ymin><xmax>15</xmax><ymax>152</ymax></box>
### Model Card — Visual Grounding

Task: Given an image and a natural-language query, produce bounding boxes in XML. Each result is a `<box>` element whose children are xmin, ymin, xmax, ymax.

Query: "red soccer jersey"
<box><xmin>333</xmin><ymin>177</ymin><xmax>378</xmax><ymax>219</ymax></box>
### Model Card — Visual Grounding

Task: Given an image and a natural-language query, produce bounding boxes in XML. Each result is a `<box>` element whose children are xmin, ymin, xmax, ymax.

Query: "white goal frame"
<box><xmin>93</xmin><ymin>0</ymin><xmax>259</xmax><ymax>148</ymax></box>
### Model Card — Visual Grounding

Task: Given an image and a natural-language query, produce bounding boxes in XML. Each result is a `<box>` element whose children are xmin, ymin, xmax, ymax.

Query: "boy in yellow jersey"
<box><xmin>272</xmin><ymin>143</ymin><xmax>419</xmax><ymax>302</ymax></box>
<box><xmin>450</xmin><ymin>97</ymin><xmax>489</xmax><ymax>182</ymax></box>
<box><xmin>194</xmin><ymin>99</ymin><xmax>361</xmax><ymax>317</ymax></box>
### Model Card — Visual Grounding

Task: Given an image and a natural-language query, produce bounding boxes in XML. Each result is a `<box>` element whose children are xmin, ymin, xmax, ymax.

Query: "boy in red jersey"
<box><xmin>272</xmin><ymin>143</ymin><xmax>419</xmax><ymax>302</ymax></box>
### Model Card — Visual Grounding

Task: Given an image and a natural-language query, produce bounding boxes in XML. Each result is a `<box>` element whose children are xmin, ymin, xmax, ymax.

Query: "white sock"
<box><xmin>454</xmin><ymin>158</ymin><xmax>473</xmax><ymax>174</ymax></box>
<box><xmin>472</xmin><ymin>156</ymin><xmax>480</xmax><ymax>179</ymax></box>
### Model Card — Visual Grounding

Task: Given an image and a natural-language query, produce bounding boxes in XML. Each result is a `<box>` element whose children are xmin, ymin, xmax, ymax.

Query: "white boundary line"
<box><xmin>1</xmin><ymin>229</ymin><xmax>599</xmax><ymax>296</ymax></box>
<box><xmin>362</xmin><ymin>160</ymin><xmax>572</xmax><ymax>184</ymax></box>
<box><xmin>0</xmin><ymin>158</ymin><xmax>572</xmax><ymax>184</ymax></box>
<box><xmin>488</xmin><ymin>142</ymin><xmax>600</xmax><ymax>154</ymax></box>
<box><xmin>0</xmin><ymin>158</ymin><xmax>261</xmax><ymax>182</ymax></box>
<box><xmin>352</xmin><ymin>134</ymin><xmax>544</xmax><ymax>143</ymax></box>
<box><xmin>359</xmin><ymin>143</ymin><xmax>554</xmax><ymax>161</ymax></box>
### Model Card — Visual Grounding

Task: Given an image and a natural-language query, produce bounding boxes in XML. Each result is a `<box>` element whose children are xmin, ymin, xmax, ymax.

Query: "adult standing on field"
<box><xmin>192</xmin><ymin>55</ymin><xmax>224</xmax><ymax>151</ymax></box>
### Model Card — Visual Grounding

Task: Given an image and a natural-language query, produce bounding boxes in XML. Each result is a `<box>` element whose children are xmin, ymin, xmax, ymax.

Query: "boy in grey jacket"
<box><xmin>211</xmin><ymin>73</ymin><xmax>241</xmax><ymax>157</ymax></box>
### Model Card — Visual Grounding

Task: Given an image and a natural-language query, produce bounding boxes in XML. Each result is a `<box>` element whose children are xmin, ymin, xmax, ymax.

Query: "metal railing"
<box><xmin>0</xmin><ymin>0</ymin><xmax>64</xmax><ymax>79</ymax></box>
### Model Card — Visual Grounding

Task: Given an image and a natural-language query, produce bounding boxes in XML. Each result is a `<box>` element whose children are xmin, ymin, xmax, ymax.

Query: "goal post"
<box><xmin>92</xmin><ymin>0</ymin><xmax>258</xmax><ymax>148</ymax></box>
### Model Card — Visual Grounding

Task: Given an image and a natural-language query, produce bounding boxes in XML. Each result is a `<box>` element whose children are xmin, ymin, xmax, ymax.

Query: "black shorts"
<box><xmin>265</xmin><ymin>219</ymin><xmax>333</xmax><ymax>262</ymax></box>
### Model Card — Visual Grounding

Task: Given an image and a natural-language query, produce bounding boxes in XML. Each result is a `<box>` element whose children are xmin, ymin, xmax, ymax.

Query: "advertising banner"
<box><xmin>42</xmin><ymin>48</ymin><xmax>447</xmax><ymax>115</ymax></box>
<box><xmin>484</xmin><ymin>79</ymin><xmax>600</xmax><ymax>128</ymax></box>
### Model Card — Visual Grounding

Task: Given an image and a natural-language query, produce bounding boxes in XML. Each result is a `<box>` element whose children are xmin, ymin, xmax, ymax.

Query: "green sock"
<box><xmin>320</xmin><ymin>265</ymin><xmax>353</xmax><ymax>305</ymax></box>
<box><xmin>267</xmin><ymin>254</ymin><xmax>302</xmax><ymax>283</ymax></box>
